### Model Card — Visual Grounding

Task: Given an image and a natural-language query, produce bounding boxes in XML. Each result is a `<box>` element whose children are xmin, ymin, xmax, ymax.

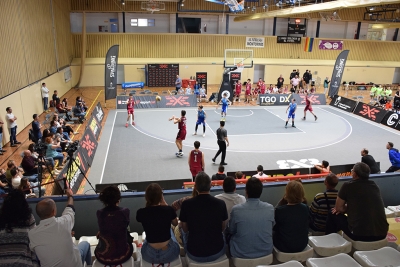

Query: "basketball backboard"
<box><xmin>224</xmin><ymin>49</ymin><xmax>253</xmax><ymax>68</ymax></box>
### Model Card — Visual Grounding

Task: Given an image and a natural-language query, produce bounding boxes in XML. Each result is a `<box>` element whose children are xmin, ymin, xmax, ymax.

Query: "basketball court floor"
<box><xmin>87</xmin><ymin>104</ymin><xmax>399</xmax><ymax>189</ymax></box>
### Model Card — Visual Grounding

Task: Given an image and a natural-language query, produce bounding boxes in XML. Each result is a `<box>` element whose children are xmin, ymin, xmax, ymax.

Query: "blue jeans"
<box><xmin>52</xmin><ymin>153</ymin><xmax>64</xmax><ymax>165</ymax></box>
<box><xmin>0</xmin><ymin>187</ymin><xmax>6</xmax><ymax>196</ymax></box>
<box><xmin>43</xmin><ymin>97</ymin><xmax>48</xmax><ymax>111</ymax></box>
<box><xmin>181</xmin><ymin>229</ymin><xmax>226</xmax><ymax>263</ymax></box>
<box><xmin>141</xmin><ymin>229</ymin><xmax>180</xmax><ymax>264</ymax></box>
<box><xmin>9</xmin><ymin>126</ymin><xmax>17</xmax><ymax>145</ymax></box>
<box><xmin>78</xmin><ymin>241</ymin><xmax>92</xmax><ymax>265</ymax></box>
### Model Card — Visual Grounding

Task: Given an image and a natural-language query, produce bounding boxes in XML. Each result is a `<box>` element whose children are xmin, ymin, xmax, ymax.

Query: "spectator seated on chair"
<box><xmin>56</xmin><ymin>99</ymin><xmax>68</xmax><ymax>114</ymax></box>
<box><xmin>49</xmin><ymin>121</ymin><xmax>57</xmax><ymax>134</ymax></box>
<box><xmin>44</xmin><ymin>136</ymin><xmax>64</xmax><ymax>168</ymax></box>
<box><xmin>309</xmin><ymin>173</ymin><xmax>339</xmax><ymax>233</ymax></box>
<box><xmin>73</xmin><ymin>105</ymin><xmax>86</xmax><ymax>122</ymax></box>
<box><xmin>375</xmin><ymin>96</ymin><xmax>388</xmax><ymax>108</ymax></box>
<box><xmin>29</xmin><ymin>188</ymin><xmax>92</xmax><ymax>267</ymax></box>
<box><xmin>180</xmin><ymin>172</ymin><xmax>228</xmax><ymax>263</ymax></box>
<box><xmin>11</xmin><ymin>167</ymin><xmax>23</xmax><ymax>189</ymax></box>
<box><xmin>314</xmin><ymin>160</ymin><xmax>330</xmax><ymax>173</ymax></box>
<box><xmin>361</xmin><ymin>148</ymin><xmax>380</xmax><ymax>174</ymax></box>
<box><xmin>273</xmin><ymin>180</ymin><xmax>309</xmax><ymax>253</ymax></box>
<box><xmin>76</xmin><ymin>96</ymin><xmax>88</xmax><ymax>112</ymax></box>
<box><xmin>95</xmin><ymin>186</ymin><xmax>133</xmax><ymax>266</ymax></box>
<box><xmin>41</xmin><ymin>129</ymin><xmax>51</xmax><ymax>143</ymax></box>
<box><xmin>252</xmin><ymin>165</ymin><xmax>268</xmax><ymax>178</ymax></box>
<box><xmin>18</xmin><ymin>177</ymin><xmax>43</xmax><ymax>197</ymax></box>
<box><xmin>211</xmin><ymin>165</ymin><xmax>227</xmax><ymax>181</ymax></box>
<box><xmin>0</xmin><ymin>169</ymin><xmax>10</xmax><ymax>196</ymax></box>
<box><xmin>385</xmin><ymin>142</ymin><xmax>400</xmax><ymax>173</ymax></box>
<box><xmin>62</xmin><ymin>98</ymin><xmax>72</xmax><ymax>112</ymax></box>
<box><xmin>136</xmin><ymin>183</ymin><xmax>180</xmax><ymax>264</ymax></box>
<box><xmin>385</xmin><ymin>99</ymin><xmax>393</xmax><ymax>111</ymax></box>
<box><xmin>235</xmin><ymin>171</ymin><xmax>245</xmax><ymax>180</ymax></box>
<box><xmin>55</xmin><ymin>128</ymin><xmax>71</xmax><ymax>152</ymax></box>
<box><xmin>276</xmin><ymin>179</ymin><xmax>307</xmax><ymax>207</ymax></box>
<box><xmin>215</xmin><ymin>177</ymin><xmax>246</xmax><ymax>224</ymax></box>
<box><xmin>0</xmin><ymin>190</ymin><xmax>40</xmax><ymax>266</ymax></box>
<box><xmin>62</xmin><ymin>120</ymin><xmax>77</xmax><ymax>136</ymax></box>
<box><xmin>27</xmin><ymin>143</ymin><xmax>57</xmax><ymax>174</ymax></box>
<box><xmin>21</xmin><ymin>150</ymin><xmax>39</xmax><ymax>177</ymax></box>
<box><xmin>325</xmin><ymin>162</ymin><xmax>388</xmax><ymax>241</ymax></box>
<box><xmin>229</xmin><ymin>177</ymin><xmax>275</xmax><ymax>259</ymax></box>
<box><xmin>6</xmin><ymin>161</ymin><xmax>24</xmax><ymax>184</ymax></box>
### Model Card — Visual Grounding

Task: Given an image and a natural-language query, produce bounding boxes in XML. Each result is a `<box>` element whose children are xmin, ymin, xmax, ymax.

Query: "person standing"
<box><xmin>194</xmin><ymin>81</ymin><xmax>201</xmax><ymax>103</ymax></box>
<box><xmin>361</xmin><ymin>148</ymin><xmax>380</xmax><ymax>174</ymax></box>
<box><xmin>290</xmin><ymin>75</ymin><xmax>300</xmax><ymax>93</ymax></box>
<box><xmin>0</xmin><ymin>119</ymin><xmax>5</xmax><ymax>155</ymax></box>
<box><xmin>52</xmin><ymin>90</ymin><xmax>60</xmax><ymax>106</ymax></box>
<box><xmin>245</xmin><ymin>79</ymin><xmax>252</xmax><ymax>103</ymax></box>
<box><xmin>324</xmin><ymin>77</ymin><xmax>330</xmax><ymax>96</ymax></box>
<box><xmin>41</xmin><ymin>83</ymin><xmax>50</xmax><ymax>113</ymax></box>
<box><xmin>169</xmin><ymin>110</ymin><xmax>186</xmax><ymax>157</ymax></box>
<box><xmin>188</xmin><ymin>141</ymin><xmax>204</xmax><ymax>182</ymax></box>
<box><xmin>212</xmin><ymin>121</ymin><xmax>229</xmax><ymax>166</ymax></box>
<box><xmin>175</xmin><ymin>75</ymin><xmax>182</xmax><ymax>95</ymax></box>
<box><xmin>31</xmin><ymin>114</ymin><xmax>42</xmax><ymax>144</ymax></box>
<box><xmin>277</xmin><ymin>75</ymin><xmax>284</xmax><ymax>89</ymax></box>
<box><xmin>216</xmin><ymin>93</ymin><xmax>231</xmax><ymax>121</ymax></box>
<box><xmin>234</xmin><ymin>80</ymin><xmax>242</xmax><ymax>103</ymax></box>
<box><xmin>303</xmin><ymin>70</ymin><xmax>310</xmax><ymax>90</ymax></box>
<box><xmin>6</xmin><ymin>107</ymin><xmax>21</xmax><ymax>147</ymax></box>
<box><xmin>126</xmin><ymin>93</ymin><xmax>135</xmax><ymax>128</ymax></box>
<box><xmin>285</xmin><ymin>98</ymin><xmax>297</xmax><ymax>128</ymax></box>
<box><xmin>303</xmin><ymin>92</ymin><xmax>317</xmax><ymax>121</ymax></box>
<box><xmin>193</xmin><ymin>105</ymin><xmax>206</xmax><ymax>137</ymax></box>
<box><xmin>385</xmin><ymin>142</ymin><xmax>400</xmax><ymax>173</ymax></box>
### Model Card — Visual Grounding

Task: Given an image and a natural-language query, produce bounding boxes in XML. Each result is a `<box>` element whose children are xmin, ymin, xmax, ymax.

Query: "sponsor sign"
<box><xmin>259</xmin><ymin>94</ymin><xmax>294</xmax><ymax>106</ymax></box>
<box><xmin>319</xmin><ymin>40</ymin><xmax>343</xmax><ymax>50</ymax></box>
<box><xmin>230</xmin><ymin>72</ymin><xmax>241</xmax><ymax>90</ymax></box>
<box><xmin>87</xmin><ymin>115</ymin><xmax>102</xmax><ymax>141</ymax></box>
<box><xmin>116</xmin><ymin>95</ymin><xmax>197</xmax><ymax>109</ymax></box>
<box><xmin>277</xmin><ymin>36</ymin><xmax>302</xmax><ymax>44</ymax></box>
<box><xmin>329</xmin><ymin>95</ymin><xmax>357</xmax><ymax>113</ymax></box>
<box><xmin>381</xmin><ymin>111</ymin><xmax>400</xmax><ymax>130</ymax></box>
<box><xmin>147</xmin><ymin>64</ymin><xmax>179</xmax><ymax>87</ymax></box>
<box><xmin>246</xmin><ymin>37</ymin><xmax>265</xmax><ymax>48</ymax></box>
<box><xmin>354</xmin><ymin>102</ymin><xmax>388</xmax><ymax>123</ymax></box>
<box><xmin>79</xmin><ymin>128</ymin><xmax>99</xmax><ymax>167</ymax></box>
<box><xmin>288</xmin><ymin>23</ymin><xmax>306</xmax><ymax>34</ymax></box>
<box><xmin>196</xmin><ymin>72</ymin><xmax>208</xmax><ymax>91</ymax></box>
<box><xmin>56</xmin><ymin>150</ymin><xmax>89</xmax><ymax>194</ymax></box>
<box><xmin>328</xmin><ymin>50</ymin><xmax>349</xmax><ymax>97</ymax></box>
<box><xmin>104</xmin><ymin>45</ymin><xmax>119</xmax><ymax>101</ymax></box>
<box><xmin>122</xmin><ymin>82</ymin><xmax>144</xmax><ymax>89</ymax></box>
<box><xmin>293</xmin><ymin>94</ymin><xmax>327</xmax><ymax>105</ymax></box>
<box><xmin>92</xmin><ymin>102</ymin><xmax>105</xmax><ymax>125</ymax></box>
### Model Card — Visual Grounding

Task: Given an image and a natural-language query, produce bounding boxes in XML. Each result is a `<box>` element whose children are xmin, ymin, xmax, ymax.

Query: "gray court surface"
<box><xmin>87</xmin><ymin>105</ymin><xmax>400</xmax><ymax>188</ymax></box>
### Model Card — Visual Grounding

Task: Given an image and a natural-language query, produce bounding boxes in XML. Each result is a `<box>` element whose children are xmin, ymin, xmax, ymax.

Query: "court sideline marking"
<box><xmin>99</xmin><ymin>111</ymin><xmax>117</xmax><ymax>184</ymax></box>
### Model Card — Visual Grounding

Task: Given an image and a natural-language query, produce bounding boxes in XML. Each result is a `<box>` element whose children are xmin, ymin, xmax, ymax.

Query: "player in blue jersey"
<box><xmin>194</xmin><ymin>81</ymin><xmax>201</xmax><ymax>103</ymax></box>
<box><xmin>193</xmin><ymin>105</ymin><xmax>207</xmax><ymax>137</ymax></box>
<box><xmin>285</xmin><ymin>98</ymin><xmax>297</xmax><ymax>128</ymax></box>
<box><xmin>216</xmin><ymin>93</ymin><xmax>231</xmax><ymax>121</ymax></box>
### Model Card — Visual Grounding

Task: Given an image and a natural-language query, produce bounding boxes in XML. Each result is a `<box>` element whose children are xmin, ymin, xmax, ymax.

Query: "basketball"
<box><xmin>156</xmin><ymin>96</ymin><xmax>161</xmax><ymax>102</ymax></box>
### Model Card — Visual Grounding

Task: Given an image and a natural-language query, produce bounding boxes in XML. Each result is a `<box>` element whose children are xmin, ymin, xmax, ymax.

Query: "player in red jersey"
<box><xmin>234</xmin><ymin>80</ymin><xmax>242</xmax><ymax>103</ymax></box>
<box><xmin>245</xmin><ymin>79</ymin><xmax>252</xmax><ymax>103</ymax></box>
<box><xmin>169</xmin><ymin>110</ymin><xmax>187</xmax><ymax>157</ymax></box>
<box><xmin>188</xmin><ymin>141</ymin><xmax>204</xmax><ymax>181</ymax></box>
<box><xmin>125</xmin><ymin>93</ymin><xmax>135</xmax><ymax>128</ymax></box>
<box><xmin>303</xmin><ymin>92</ymin><xmax>318</xmax><ymax>121</ymax></box>
<box><xmin>252</xmin><ymin>80</ymin><xmax>259</xmax><ymax>100</ymax></box>
<box><xmin>260</xmin><ymin>80</ymin><xmax>266</xmax><ymax>95</ymax></box>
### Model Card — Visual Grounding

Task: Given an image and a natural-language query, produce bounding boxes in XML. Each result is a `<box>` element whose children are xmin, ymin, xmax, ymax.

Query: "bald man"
<box><xmin>21</xmin><ymin>150</ymin><xmax>38</xmax><ymax>177</ymax></box>
<box><xmin>28</xmin><ymin>189</ymin><xmax>92</xmax><ymax>267</ymax></box>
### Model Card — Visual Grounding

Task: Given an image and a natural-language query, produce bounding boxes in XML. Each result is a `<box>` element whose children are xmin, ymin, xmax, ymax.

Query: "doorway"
<box><xmin>253</xmin><ymin>65</ymin><xmax>265</xmax><ymax>84</ymax></box>
<box><xmin>393</xmin><ymin>67</ymin><xmax>400</xmax><ymax>84</ymax></box>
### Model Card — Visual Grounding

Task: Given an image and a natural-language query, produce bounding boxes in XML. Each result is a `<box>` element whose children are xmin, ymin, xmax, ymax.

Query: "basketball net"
<box><xmin>236</xmin><ymin>63</ymin><xmax>244</xmax><ymax>72</ymax></box>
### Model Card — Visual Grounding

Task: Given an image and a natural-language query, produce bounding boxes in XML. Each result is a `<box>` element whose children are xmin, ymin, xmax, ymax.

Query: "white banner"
<box><xmin>246</xmin><ymin>37</ymin><xmax>265</xmax><ymax>48</ymax></box>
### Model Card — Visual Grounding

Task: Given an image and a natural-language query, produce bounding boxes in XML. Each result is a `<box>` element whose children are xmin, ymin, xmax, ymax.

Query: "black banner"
<box><xmin>56</xmin><ymin>150</ymin><xmax>89</xmax><ymax>194</ymax></box>
<box><xmin>328</xmin><ymin>50</ymin><xmax>350</xmax><ymax>98</ymax></box>
<box><xmin>277</xmin><ymin>36</ymin><xmax>302</xmax><ymax>43</ymax></box>
<box><xmin>79</xmin><ymin>127</ymin><xmax>99</xmax><ymax>167</ymax></box>
<box><xmin>147</xmin><ymin>64</ymin><xmax>179</xmax><ymax>87</ymax></box>
<box><xmin>381</xmin><ymin>111</ymin><xmax>400</xmax><ymax>130</ymax></box>
<box><xmin>293</xmin><ymin>94</ymin><xmax>327</xmax><ymax>105</ymax></box>
<box><xmin>196</xmin><ymin>72</ymin><xmax>208</xmax><ymax>91</ymax></box>
<box><xmin>229</xmin><ymin>72</ymin><xmax>241</xmax><ymax>90</ymax></box>
<box><xmin>329</xmin><ymin>95</ymin><xmax>357</xmax><ymax>113</ymax></box>
<box><xmin>354</xmin><ymin>102</ymin><xmax>388</xmax><ymax>123</ymax></box>
<box><xmin>105</xmin><ymin>45</ymin><xmax>119</xmax><ymax>101</ymax></box>
<box><xmin>92</xmin><ymin>102</ymin><xmax>105</xmax><ymax>125</ymax></box>
<box><xmin>116</xmin><ymin>95</ymin><xmax>198</xmax><ymax>109</ymax></box>
<box><xmin>87</xmin><ymin>115</ymin><xmax>102</xmax><ymax>141</ymax></box>
<box><xmin>288</xmin><ymin>24</ymin><xmax>306</xmax><ymax>34</ymax></box>
<box><xmin>218</xmin><ymin>74</ymin><xmax>234</xmax><ymax>102</ymax></box>
<box><xmin>259</xmin><ymin>94</ymin><xmax>294</xmax><ymax>106</ymax></box>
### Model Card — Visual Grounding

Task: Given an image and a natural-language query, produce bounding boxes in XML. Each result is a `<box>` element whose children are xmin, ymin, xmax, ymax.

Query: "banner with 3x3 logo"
<box><xmin>381</xmin><ymin>111</ymin><xmax>400</xmax><ymax>130</ymax></box>
<box><xmin>116</xmin><ymin>95</ymin><xmax>198</xmax><ymax>109</ymax></box>
<box><xmin>353</xmin><ymin>102</ymin><xmax>388</xmax><ymax>123</ymax></box>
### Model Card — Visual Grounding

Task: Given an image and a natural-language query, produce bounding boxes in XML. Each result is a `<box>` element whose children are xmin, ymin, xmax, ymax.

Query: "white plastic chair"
<box><xmin>93</xmin><ymin>257</ymin><xmax>134</xmax><ymax>267</ymax></box>
<box><xmin>385</xmin><ymin>207</ymin><xmax>395</xmax><ymax>218</ymax></box>
<box><xmin>308</xmin><ymin>233</ymin><xmax>352</xmax><ymax>257</ymax></box>
<box><xmin>306</xmin><ymin>253</ymin><xmax>361</xmax><ymax>267</ymax></box>
<box><xmin>273</xmin><ymin>245</ymin><xmax>314</xmax><ymax>263</ymax></box>
<box><xmin>142</xmin><ymin>255</ymin><xmax>182</xmax><ymax>267</ymax></box>
<box><xmin>387</xmin><ymin>205</ymin><xmax>400</xmax><ymax>216</ymax></box>
<box><xmin>353</xmin><ymin>247</ymin><xmax>400</xmax><ymax>267</ymax></box>
<box><xmin>186</xmin><ymin>254</ymin><xmax>229</xmax><ymax>267</ymax></box>
<box><xmin>343</xmin><ymin>234</ymin><xmax>387</xmax><ymax>251</ymax></box>
<box><xmin>256</xmin><ymin>260</ymin><xmax>303</xmax><ymax>267</ymax></box>
<box><xmin>232</xmin><ymin>254</ymin><xmax>273</xmax><ymax>267</ymax></box>
<box><xmin>78</xmin><ymin>236</ymin><xmax>98</xmax><ymax>246</ymax></box>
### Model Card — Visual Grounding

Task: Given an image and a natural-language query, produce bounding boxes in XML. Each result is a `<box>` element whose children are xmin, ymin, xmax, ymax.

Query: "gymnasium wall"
<box><xmin>0</xmin><ymin>0</ymin><xmax>73</xmax><ymax>99</ymax></box>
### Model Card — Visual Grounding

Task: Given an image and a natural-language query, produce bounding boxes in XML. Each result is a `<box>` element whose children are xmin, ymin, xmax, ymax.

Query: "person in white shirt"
<box><xmin>186</xmin><ymin>84</ymin><xmax>192</xmax><ymax>95</ymax></box>
<box><xmin>28</xmin><ymin>189</ymin><xmax>92</xmax><ymax>267</ymax></box>
<box><xmin>6</xmin><ymin>107</ymin><xmax>20</xmax><ymax>147</ymax></box>
<box><xmin>291</xmin><ymin>75</ymin><xmax>300</xmax><ymax>92</ymax></box>
<box><xmin>41</xmin><ymin>83</ymin><xmax>50</xmax><ymax>112</ymax></box>
<box><xmin>273</xmin><ymin>86</ymin><xmax>279</xmax><ymax>94</ymax></box>
<box><xmin>215</xmin><ymin>176</ymin><xmax>246</xmax><ymax>223</ymax></box>
<box><xmin>252</xmin><ymin>165</ymin><xmax>269</xmax><ymax>178</ymax></box>
<box><xmin>11</xmin><ymin>167</ymin><xmax>22</xmax><ymax>188</ymax></box>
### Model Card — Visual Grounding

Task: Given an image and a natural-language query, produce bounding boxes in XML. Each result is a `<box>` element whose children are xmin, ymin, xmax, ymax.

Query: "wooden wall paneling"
<box><xmin>19</xmin><ymin>0</ymin><xmax>57</xmax><ymax>84</ymax></box>
<box><xmin>70</xmin><ymin>0</ymin><xmax>177</xmax><ymax>13</ymax></box>
<box><xmin>52</xmin><ymin>0</ymin><xmax>74</xmax><ymax>68</ymax></box>
<box><xmin>0</xmin><ymin>0</ymin><xmax>29</xmax><ymax>98</ymax></box>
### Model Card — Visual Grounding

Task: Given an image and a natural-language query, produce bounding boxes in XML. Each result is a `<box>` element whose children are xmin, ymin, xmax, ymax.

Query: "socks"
<box><xmin>179</xmin><ymin>149</ymin><xmax>182</xmax><ymax>152</ymax></box>
<box><xmin>203</xmin><ymin>125</ymin><xmax>206</xmax><ymax>133</ymax></box>
<box><xmin>285</xmin><ymin>121</ymin><xmax>288</xmax><ymax>126</ymax></box>
<box><xmin>195</xmin><ymin>124</ymin><xmax>199</xmax><ymax>132</ymax></box>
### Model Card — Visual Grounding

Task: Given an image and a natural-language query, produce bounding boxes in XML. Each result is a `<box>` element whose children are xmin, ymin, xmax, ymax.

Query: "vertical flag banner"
<box><xmin>105</xmin><ymin>45</ymin><xmax>119</xmax><ymax>101</ymax></box>
<box><xmin>328</xmin><ymin>50</ymin><xmax>350</xmax><ymax>98</ymax></box>
<box><xmin>304</xmin><ymin>37</ymin><xmax>314</xmax><ymax>52</ymax></box>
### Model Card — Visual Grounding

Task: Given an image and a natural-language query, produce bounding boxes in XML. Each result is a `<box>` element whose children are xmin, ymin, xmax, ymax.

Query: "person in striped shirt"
<box><xmin>309</xmin><ymin>173</ymin><xmax>339</xmax><ymax>232</ymax></box>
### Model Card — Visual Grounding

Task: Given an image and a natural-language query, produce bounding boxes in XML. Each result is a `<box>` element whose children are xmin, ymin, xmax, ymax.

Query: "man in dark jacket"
<box><xmin>361</xmin><ymin>149</ymin><xmax>380</xmax><ymax>174</ymax></box>
<box><xmin>386</xmin><ymin>142</ymin><xmax>400</xmax><ymax>172</ymax></box>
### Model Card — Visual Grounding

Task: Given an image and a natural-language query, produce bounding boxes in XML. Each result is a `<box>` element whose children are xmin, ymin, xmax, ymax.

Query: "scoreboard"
<box><xmin>147</xmin><ymin>64</ymin><xmax>179</xmax><ymax>87</ymax></box>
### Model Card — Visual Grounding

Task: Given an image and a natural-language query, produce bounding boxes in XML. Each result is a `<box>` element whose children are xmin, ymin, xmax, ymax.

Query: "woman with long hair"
<box><xmin>45</xmin><ymin>136</ymin><xmax>64</xmax><ymax>167</ymax></box>
<box><xmin>136</xmin><ymin>183</ymin><xmax>180</xmax><ymax>264</ymax></box>
<box><xmin>0</xmin><ymin>190</ymin><xmax>39</xmax><ymax>266</ymax></box>
<box><xmin>94</xmin><ymin>186</ymin><xmax>133</xmax><ymax>265</ymax></box>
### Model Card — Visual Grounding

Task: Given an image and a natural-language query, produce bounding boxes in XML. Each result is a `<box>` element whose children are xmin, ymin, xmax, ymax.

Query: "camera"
<box><xmin>66</xmin><ymin>140</ymin><xmax>79</xmax><ymax>156</ymax></box>
<box><xmin>33</xmin><ymin>141</ymin><xmax>47</xmax><ymax>157</ymax></box>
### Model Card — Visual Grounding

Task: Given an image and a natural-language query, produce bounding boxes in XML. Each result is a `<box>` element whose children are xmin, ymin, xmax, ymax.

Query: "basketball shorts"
<box><xmin>195</xmin><ymin>91</ymin><xmax>200</xmax><ymax>95</ymax></box>
<box><xmin>196</xmin><ymin>118</ymin><xmax>205</xmax><ymax>125</ymax></box>
<box><xmin>246</xmin><ymin>91</ymin><xmax>251</xmax><ymax>96</ymax></box>
<box><xmin>304</xmin><ymin>105</ymin><xmax>313</xmax><ymax>112</ymax></box>
<box><xmin>288</xmin><ymin>111</ymin><xmax>295</xmax><ymax>119</ymax></box>
<box><xmin>222</xmin><ymin>106</ymin><xmax>228</xmax><ymax>113</ymax></box>
<box><xmin>235</xmin><ymin>91</ymin><xmax>241</xmax><ymax>97</ymax></box>
<box><xmin>190</xmin><ymin>167</ymin><xmax>202</xmax><ymax>178</ymax></box>
<box><xmin>127</xmin><ymin>108</ymin><xmax>134</xmax><ymax>115</ymax></box>
<box><xmin>176</xmin><ymin>130</ymin><xmax>186</xmax><ymax>141</ymax></box>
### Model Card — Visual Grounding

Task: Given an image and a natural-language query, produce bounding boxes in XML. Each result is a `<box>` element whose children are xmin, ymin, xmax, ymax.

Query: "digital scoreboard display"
<box><xmin>147</xmin><ymin>64</ymin><xmax>179</xmax><ymax>87</ymax></box>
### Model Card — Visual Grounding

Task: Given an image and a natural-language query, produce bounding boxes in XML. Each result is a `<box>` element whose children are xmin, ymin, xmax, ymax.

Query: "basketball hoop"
<box><xmin>236</xmin><ymin>63</ymin><xmax>244</xmax><ymax>72</ymax></box>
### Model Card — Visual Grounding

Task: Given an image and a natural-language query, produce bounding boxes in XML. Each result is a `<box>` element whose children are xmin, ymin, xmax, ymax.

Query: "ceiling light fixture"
<box><xmin>121</xmin><ymin>0</ymin><xmax>125</xmax><ymax>5</ymax></box>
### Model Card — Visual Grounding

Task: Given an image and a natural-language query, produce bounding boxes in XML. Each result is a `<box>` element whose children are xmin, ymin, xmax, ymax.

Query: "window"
<box><xmin>131</xmin><ymin>18</ymin><xmax>155</xmax><ymax>27</ymax></box>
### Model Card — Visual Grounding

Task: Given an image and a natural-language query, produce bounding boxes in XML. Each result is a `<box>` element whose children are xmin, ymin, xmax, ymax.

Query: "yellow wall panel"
<box><xmin>71</xmin><ymin>0</ymin><xmax>177</xmax><ymax>13</ymax></box>
<box><xmin>53</xmin><ymin>0</ymin><xmax>74</xmax><ymax>68</ymax></box>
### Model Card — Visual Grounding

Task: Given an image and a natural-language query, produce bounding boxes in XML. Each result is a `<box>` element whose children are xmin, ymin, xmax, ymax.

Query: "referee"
<box><xmin>212</xmin><ymin>121</ymin><xmax>229</xmax><ymax>165</ymax></box>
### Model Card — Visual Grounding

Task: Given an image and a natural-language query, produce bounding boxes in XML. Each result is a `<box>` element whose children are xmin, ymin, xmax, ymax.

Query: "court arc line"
<box><xmin>263</xmin><ymin>108</ymin><xmax>306</xmax><ymax>133</ymax></box>
<box><xmin>99</xmin><ymin>111</ymin><xmax>118</xmax><ymax>184</ymax></box>
<box><xmin>213</xmin><ymin>109</ymin><xmax>254</xmax><ymax>117</ymax></box>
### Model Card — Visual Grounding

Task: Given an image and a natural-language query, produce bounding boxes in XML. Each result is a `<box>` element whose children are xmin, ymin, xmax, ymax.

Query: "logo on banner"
<box><xmin>197</xmin><ymin>74</ymin><xmax>206</xmax><ymax>79</ymax></box>
<box><xmin>89</xmin><ymin>118</ymin><xmax>100</xmax><ymax>138</ymax></box>
<box><xmin>231</xmin><ymin>73</ymin><xmax>240</xmax><ymax>79</ymax></box>
<box><xmin>277</xmin><ymin>159</ymin><xmax>320</xmax><ymax>169</ymax></box>
<box><xmin>334</xmin><ymin>96</ymin><xmax>341</xmax><ymax>106</ymax></box>
<box><xmin>159</xmin><ymin>64</ymin><xmax>168</xmax><ymax>68</ymax></box>
<box><xmin>107</xmin><ymin>56</ymin><xmax>116</xmax><ymax>78</ymax></box>
<box><xmin>335</xmin><ymin>59</ymin><xmax>345</xmax><ymax>78</ymax></box>
<box><xmin>386</xmin><ymin>113</ymin><xmax>399</xmax><ymax>126</ymax></box>
<box><xmin>95</xmin><ymin>106</ymin><xmax>104</xmax><ymax>122</ymax></box>
<box><xmin>299</xmin><ymin>95</ymin><xmax>321</xmax><ymax>105</ymax></box>
<box><xmin>359</xmin><ymin>105</ymin><xmax>380</xmax><ymax>120</ymax></box>
<box><xmin>221</xmin><ymin>90</ymin><xmax>231</xmax><ymax>99</ymax></box>
<box><xmin>260</xmin><ymin>95</ymin><xmax>290</xmax><ymax>104</ymax></box>
<box><xmin>81</xmin><ymin>134</ymin><xmax>96</xmax><ymax>157</ymax></box>
<box><xmin>166</xmin><ymin>96</ymin><xmax>190</xmax><ymax>106</ymax></box>
<box><xmin>246</xmin><ymin>37</ymin><xmax>265</xmax><ymax>48</ymax></box>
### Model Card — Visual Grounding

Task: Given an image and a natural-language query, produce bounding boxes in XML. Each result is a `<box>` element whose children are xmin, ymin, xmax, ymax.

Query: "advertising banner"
<box><xmin>329</xmin><ymin>95</ymin><xmax>357</xmax><ymax>113</ymax></box>
<box><xmin>328</xmin><ymin>50</ymin><xmax>350</xmax><ymax>98</ymax></box>
<box><xmin>381</xmin><ymin>111</ymin><xmax>400</xmax><ymax>130</ymax></box>
<box><xmin>104</xmin><ymin>45</ymin><xmax>119</xmax><ymax>101</ymax></box>
<box><xmin>147</xmin><ymin>64</ymin><xmax>179</xmax><ymax>87</ymax></box>
<box><xmin>293</xmin><ymin>94</ymin><xmax>327</xmax><ymax>105</ymax></box>
<box><xmin>230</xmin><ymin>72</ymin><xmax>241</xmax><ymax>90</ymax></box>
<box><xmin>92</xmin><ymin>102</ymin><xmax>105</xmax><ymax>125</ymax></box>
<box><xmin>122</xmin><ymin>82</ymin><xmax>144</xmax><ymax>89</ymax></box>
<box><xmin>319</xmin><ymin>40</ymin><xmax>343</xmax><ymax>50</ymax></box>
<box><xmin>259</xmin><ymin>94</ymin><xmax>294</xmax><ymax>106</ymax></box>
<box><xmin>87</xmin><ymin>115</ymin><xmax>102</xmax><ymax>141</ymax></box>
<box><xmin>116</xmin><ymin>95</ymin><xmax>198</xmax><ymax>109</ymax></box>
<box><xmin>245</xmin><ymin>37</ymin><xmax>265</xmax><ymax>48</ymax></box>
<box><xmin>56</xmin><ymin>150</ymin><xmax>89</xmax><ymax>194</ymax></box>
<box><xmin>354</xmin><ymin>102</ymin><xmax>388</xmax><ymax>123</ymax></box>
<box><xmin>196</xmin><ymin>72</ymin><xmax>208</xmax><ymax>90</ymax></box>
<box><xmin>79</xmin><ymin>127</ymin><xmax>99</xmax><ymax>167</ymax></box>
<box><xmin>277</xmin><ymin>36</ymin><xmax>301</xmax><ymax>44</ymax></box>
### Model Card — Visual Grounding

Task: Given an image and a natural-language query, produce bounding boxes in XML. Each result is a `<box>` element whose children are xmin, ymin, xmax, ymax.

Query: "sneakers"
<box><xmin>15</xmin><ymin>141</ymin><xmax>21</xmax><ymax>144</ymax></box>
<box><xmin>292</xmin><ymin>125</ymin><xmax>296</xmax><ymax>128</ymax></box>
<box><xmin>302</xmin><ymin>117</ymin><xmax>306</xmax><ymax>120</ymax></box>
<box><xmin>192</xmin><ymin>132</ymin><xmax>197</xmax><ymax>136</ymax></box>
<box><xmin>202</xmin><ymin>133</ymin><xmax>205</xmax><ymax>137</ymax></box>
<box><xmin>285</xmin><ymin>125</ymin><xmax>287</xmax><ymax>128</ymax></box>
<box><xmin>212</xmin><ymin>158</ymin><xmax>216</xmax><ymax>163</ymax></box>
<box><xmin>314</xmin><ymin>116</ymin><xmax>318</xmax><ymax>121</ymax></box>
<box><xmin>220</xmin><ymin>162</ymin><xmax>228</xmax><ymax>165</ymax></box>
<box><xmin>11</xmin><ymin>144</ymin><xmax>17</xmax><ymax>147</ymax></box>
<box><xmin>132</xmin><ymin>122</ymin><xmax>135</xmax><ymax>126</ymax></box>
<box><xmin>73</xmin><ymin>132</ymin><xmax>79</xmax><ymax>135</ymax></box>
<box><xmin>176</xmin><ymin>152</ymin><xmax>184</xmax><ymax>157</ymax></box>
<box><xmin>125</xmin><ymin>123</ymin><xmax>128</xmax><ymax>128</ymax></box>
